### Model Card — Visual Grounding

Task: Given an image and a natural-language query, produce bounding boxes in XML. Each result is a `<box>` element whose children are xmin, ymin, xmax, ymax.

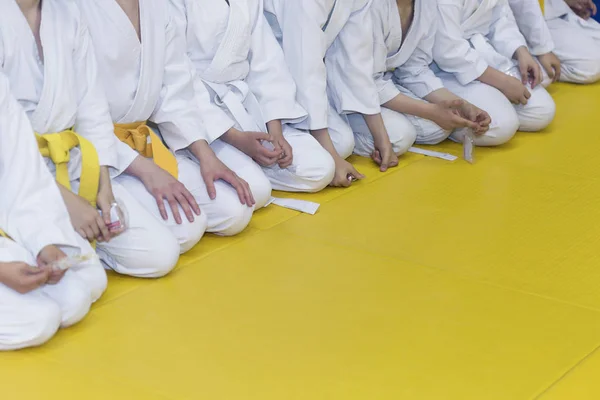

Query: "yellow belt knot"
<box><xmin>36</xmin><ymin>130</ymin><xmax>100</xmax><ymax>208</ymax></box>
<box><xmin>37</xmin><ymin>132</ymin><xmax>75</xmax><ymax>164</ymax></box>
<box><xmin>115</xmin><ymin>123</ymin><xmax>154</xmax><ymax>158</ymax></box>
<box><xmin>114</xmin><ymin>122</ymin><xmax>178</xmax><ymax>178</ymax></box>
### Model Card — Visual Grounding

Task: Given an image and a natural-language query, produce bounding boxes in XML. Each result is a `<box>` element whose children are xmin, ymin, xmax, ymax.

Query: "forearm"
<box><xmin>362</xmin><ymin>113</ymin><xmax>390</xmax><ymax>143</ymax></box>
<box><xmin>310</xmin><ymin>129</ymin><xmax>343</xmax><ymax>159</ymax></box>
<box><xmin>478</xmin><ymin>66</ymin><xmax>508</xmax><ymax>91</ymax></box>
<box><xmin>266</xmin><ymin>120</ymin><xmax>283</xmax><ymax>137</ymax></box>
<box><xmin>188</xmin><ymin>138</ymin><xmax>214</xmax><ymax>163</ymax></box>
<box><xmin>123</xmin><ymin>155</ymin><xmax>154</xmax><ymax>182</ymax></box>
<box><xmin>424</xmin><ymin>88</ymin><xmax>462</xmax><ymax>105</ymax></box>
<box><xmin>98</xmin><ymin>166</ymin><xmax>112</xmax><ymax>194</ymax></box>
<box><xmin>383</xmin><ymin>93</ymin><xmax>437</xmax><ymax>120</ymax></box>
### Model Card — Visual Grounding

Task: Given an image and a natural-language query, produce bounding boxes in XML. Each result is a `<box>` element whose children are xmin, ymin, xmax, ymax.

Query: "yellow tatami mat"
<box><xmin>3</xmin><ymin>82</ymin><xmax>600</xmax><ymax>399</ymax></box>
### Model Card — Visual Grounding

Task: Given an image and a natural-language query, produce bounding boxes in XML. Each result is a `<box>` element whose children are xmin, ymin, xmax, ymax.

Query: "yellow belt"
<box><xmin>114</xmin><ymin>122</ymin><xmax>178</xmax><ymax>178</ymax></box>
<box><xmin>36</xmin><ymin>130</ymin><xmax>100</xmax><ymax>207</ymax></box>
<box><xmin>1</xmin><ymin>131</ymin><xmax>99</xmax><ymax>246</ymax></box>
<box><xmin>539</xmin><ymin>0</ymin><xmax>544</xmax><ymax>14</ymax></box>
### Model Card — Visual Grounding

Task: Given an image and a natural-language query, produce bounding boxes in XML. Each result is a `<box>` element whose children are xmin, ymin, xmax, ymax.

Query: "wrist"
<box><xmin>222</xmin><ymin>127</ymin><xmax>242</xmax><ymax>146</ymax></box>
<box><xmin>266</xmin><ymin>120</ymin><xmax>283</xmax><ymax>138</ymax></box>
<box><xmin>189</xmin><ymin>139</ymin><xmax>212</xmax><ymax>161</ymax></box>
<box><xmin>513</xmin><ymin>46</ymin><xmax>529</xmax><ymax>61</ymax></box>
<box><xmin>422</xmin><ymin>103</ymin><xmax>440</xmax><ymax>121</ymax></box>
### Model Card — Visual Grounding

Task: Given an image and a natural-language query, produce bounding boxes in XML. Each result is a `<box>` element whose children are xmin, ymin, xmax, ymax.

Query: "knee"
<box><xmin>28</xmin><ymin>302</ymin><xmax>62</xmax><ymax>348</ymax></box>
<box><xmin>0</xmin><ymin>301</ymin><xmax>61</xmax><ymax>350</ymax></box>
<box><xmin>294</xmin><ymin>150</ymin><xmax>336</xmax><ymax>193</ymax></box>
<box><xmin>519</xmin><ymin>94</ymin><xmax>556</xmax><ymax>132</ymax></box>
<box><xmin>58</xmin><ymin>282</ymin><xmax>92</xmax><ymax>328</ymax></box>
<box><xmin>83</xmin><ymin>260</ymin><xmax>108</xmax><ymax>302</ymax></box>
<box><xmin>391</xmin><ymin>126</ymin><xmax>418</xmax><ymax>154</ymax></box>
<box><xmin>478</xmin><ymin>110</ymin><xmax>519</xmax><ymax>146</ymax></box>
<box><xmin>177</xmin><ymin>213</ymin><xmax>208</xmax><ymax>253</ymax></box>
<box><xmin>381</xmin><ymin>110</ymin><xmax>418</xmax><ymax>152</ymax></box>
<box><xmin>247</xmin><ymin>172</ymin><xmax>273</xmax><ymax>209</ymax></box>
<box><xmin>212</xmin><ymin>200</ymin><xmax>254</xmax><ymax>237</ymax></box>
<box><xmin>332</xmin><ymin>125</ymin><xmax>356</xmax><ymax>159</ymax></box>
<box><xmin>562</xmin><ymin>59</ymin><xmax>600</xmax><ymax>84</ymax></box>
<box><xmin>134</xmin><ymin>234</ymin><xmax>181</xmax><ymax>278</ymax></box>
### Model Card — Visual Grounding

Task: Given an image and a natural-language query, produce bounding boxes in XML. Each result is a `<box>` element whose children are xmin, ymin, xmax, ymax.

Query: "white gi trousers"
<box><xmin>438</xmin><ymin>69</ymin><xmax>555</xmax><ymax>143</ymax></box>
<box><xmin>262</xmin><ymin>126</ymin><xmax>335</xmax><ymax>193</ymax></box>
<box><xmin>173</xmin><ymin>139</ymin><xmax>273</xmax><ymax>237</ymax></box>
<box><xmin>547</xmin><ymin>14</ymin><xmax>600</xmax><ymax>84</ymax></box>
<box><xmin>0</xmin><ymin>236</ymin><xmax>107</xmax><ymax>351</ymax></box>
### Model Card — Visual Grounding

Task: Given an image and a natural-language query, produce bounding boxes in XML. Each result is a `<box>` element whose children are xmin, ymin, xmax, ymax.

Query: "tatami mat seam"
<box><xmin>533</xmin><ymin>344</ymin><xmax>600</xmax><ymax>399</ymax></box>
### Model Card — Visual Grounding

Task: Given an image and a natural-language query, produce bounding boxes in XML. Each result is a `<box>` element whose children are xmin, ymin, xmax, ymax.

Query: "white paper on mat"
<box><xmin>408</xmin><ymin>147</ymin><xmax>458</xmax><ymax>161</ymax></box>
<box><xmin>268</xmin><ymin>197</ymin><xmax>320</xmax><ymax>215</ymax></box>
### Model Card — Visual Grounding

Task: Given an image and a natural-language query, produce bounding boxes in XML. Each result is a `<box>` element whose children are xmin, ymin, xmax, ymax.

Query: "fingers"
<box><xmin>95</xmin><ymin>215</ymin><xmax>111</xmax><ymax>242</ymax></box>
<box><xmin>251</xmin><ymin>132</ymin><xmax>273</xmax><ymax>142</ymax></box>
<box><xmin>182</xmin><ymin>187</ymin><xmax>202</xmax><ymax>215</ymax></box>
<box><xmin>154</xmin><ymin>192</ymin><xmax>169</xmax><ymax>221</ymax></box>
<box><xmin>47</xmin><ymin>269</ymin><xmax>66</xmax><ymax>285</ymax></box>
<box><xmin>278</xmin><ymin>149</ymin><xmax>293</xmax><ymax>169</ymax></box>
<box><xmin>83</xmin><ymin>226</ymin><xmax>95</xmax><ymax>242</ymax></box>
<box><xmin>204</xmin><ymin>174</ymin><xmax>218</xmax><ymax>201</ymax></box>
<box><xmin>553</xmin><ymin>61</ymin><xmax>562</xmax><ymax>82</ymax></box>
<box><xmin>166</xmin><ymin>194</ymin><xmax>183</xmax><ymax>224</ymax></box>
<box><xmin>77</xmin><ymin>228</ymin><xmax>87</xmax><ymax>240</ymax></box>
<box><xmin>238</xmin><ymin>176</ymin><xmax>255</xmax><ymax>206</ymax></box>
<box><xmin>388</xmin><ymin>154</ymin><xmax>399</xmax><ymax>169</ymax></box>
<box><xmin>520</xmin><ymin>64</ymin><xmax>529</xmax><ymax>84</ymax></box>
<box><xmin>532</xmin><ymin>63</ymin><xmax>542</xmax><ymax>87</ymax></box>
<box><xmin>257</xmin><ymin>146</ymin><xmax>282</xmax><ymax>160</ymax></box>
<box><xmin>229</xmin><ymin>174</ymin><xmax>250</xmax><ymax>206</ymax></box>
<box><xmin>174</xmin><ymin>192</ymin><xmax>195</xmax><ymax>223</ymax></box>
<box><xmin>28</xmin><ymin>269</ymin><xmax>51</xmax><ymax>290</ymax></box>
<box><xmin>371</xmin><ymin>149</ymin><xmax>382</xmax><ymax>166</ymax></box>
<box><xmin>350</xmin><ymin>166</ymin><xmax>365</xmax><ymax>180</ymax></box>
<box><xmin>448</xmin><ymin>99</ymin><xmax>464</xmax><ymax>109</ymax></box>
<box><xmin>544</xmin><ymin>61</ymin><xmax>556</xmax><ymax>81</ymax></box>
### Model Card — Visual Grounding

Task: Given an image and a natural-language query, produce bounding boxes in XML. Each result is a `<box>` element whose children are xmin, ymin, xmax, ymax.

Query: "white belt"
<box><xmin>469</xmin><ymin>33</ymin><xmax>516</xmax><ymax>75</ymax></box>
<box><xmin>204</xmin><ymin>80</ymin><xmax>267</xmax><ymax>133</ymax></box>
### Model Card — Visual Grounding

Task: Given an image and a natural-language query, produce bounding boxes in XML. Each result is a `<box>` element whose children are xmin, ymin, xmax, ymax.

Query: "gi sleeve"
<box><xmin>168</xmin><ymin>0</ymin><xmax>235</xmax><ymax>144</ymax></box>
<box><xmin>150</xmin><ymin>10</ymin><xmax>211</xmax><ymax>151</ymax></box>
<box><xmin>434</xmin><ymin>2</ymin><xmax>489</xmax><ymax>85</ymax></box>
<box><xmin>72</xmin><ymin>15</ymin><xmax>120</xmax><ymax>172</ymax></box>
<box><xmin>326</xmin><ymin>0</ymin><xmax>381</xmax><ymax>115</ymax></box>
<box><xmin>370</xmin><ymin>4</ymin><xmax>401</xmax><ymax>105</ymax></box>
<box><xmin>507</xmin><ymin>0</ymin><xmax>554</xmax><ymax>55</ymax></box>
<box><xmin>488</xmin><ymin>0</ymin><xmax>529</xmax><ymax>60</ymax></box>
<box><xmin>246</xmin><ymin>0</ymin><xmax>307</xmax><ymax>125</ymax></box>
<box><xmin>393</xmin><ymin>10</ymin><xmax>444</xmax><ymax>99</ymax></box>
<box><xmin>266</xmin><ymin>0</ymin><xmax>330</xmax><ymax>130</ymax></box>
<box><xmin>0</xmin><ymin>71</ymin><xmax>80</xmax><ymax>257</ymax></box>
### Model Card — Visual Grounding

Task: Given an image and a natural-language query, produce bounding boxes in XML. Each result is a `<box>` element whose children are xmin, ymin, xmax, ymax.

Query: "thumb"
<box><xmin>203</xmin><ymin>174</ymin><xmax>217</xmax><ymax>200</ymax></box>
<box><xmin>253</xmin><ymin>132</ymin><xmax>272</xmax><ymax>142</ymax></box>
<box><xmin>352</xmin><ymin>167</ymin><xmax>366</xmax><ymax>180</ymax></box>
<box><xmin>520</xmin><ymin>64</ymin><xmax>529</xmax><ymax>84</ymax></box>
<box><xmin>448</xmin><ymin>99</ymin><xmax>464</xmax><ymax>109</ymax></box>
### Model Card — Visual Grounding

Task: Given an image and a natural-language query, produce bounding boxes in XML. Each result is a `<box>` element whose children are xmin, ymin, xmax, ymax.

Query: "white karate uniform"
<box><xmin>506</xmin><ymin>0</ymin><xmax>555</xmax><ymax>87</ymax></box>
<box><xmin>353</xmin><ymin>0</ymin><xmax>462</xmax><ymax>150</ymax></box>
<box><xmin>0</xmin><ymin>0</ymin><xmax>183</xmax><ymax>278</ymax></box>
<box><xmin>265</xmin><ymin>0</ymin><xmax>394</xmax><ymax>158</ymax></box>
<box><xmin>434</xmin><ymin>0</ymin><xmax>556</xmax><ymax>140</ymax></box>
<box><xmin>0</xmin><ymin>71</ymin><xmax>106</xmax><ymax>351</ymax></box>
<box><xmin>543</xmin><ymin>0</ymin><xmax>600</xmax><ymax>83</ymax></box>
<box><xmin>169</xmin><ymin>0</ymin><xmax>334</xmax><ymax>193</ymax></box>
<box><xmin>80</xmin><ymin>0</ymin><xmax>265</xmax><ymax>240</ymax></box>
